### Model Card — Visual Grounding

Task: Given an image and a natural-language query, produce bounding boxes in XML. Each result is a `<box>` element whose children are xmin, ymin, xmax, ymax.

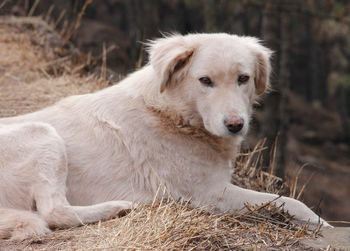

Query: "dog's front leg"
<box><xmin>204</xmin><ymin>183</ymin><xmax>331</xmax><ymax>227</ymax></box>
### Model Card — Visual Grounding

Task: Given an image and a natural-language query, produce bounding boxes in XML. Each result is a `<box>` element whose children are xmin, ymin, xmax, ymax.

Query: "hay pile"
<box><xmin>3</xmin><ymin>200</ymin><xmax>320</xmax><ymax>251</ymax></box>
<box><xmin>0</xmin><ymin>16</ymin><xmax>321</xmax><ymax>250</ymax></box>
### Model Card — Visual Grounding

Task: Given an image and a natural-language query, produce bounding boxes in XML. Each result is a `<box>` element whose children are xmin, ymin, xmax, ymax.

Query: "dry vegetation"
<box><xmin>2</xmin><ymin>200</ymin><xmax>321</xmax><ymax>251</ymax></box>
<box><xmin>0</xmin><ymin>16</ymin><xmax>325</xmax><ymax>250</ymax></box>
<box><xmin>0</xmin><ymin>15</ymin><xmax>104</xmax><ymax>117</ymax></box>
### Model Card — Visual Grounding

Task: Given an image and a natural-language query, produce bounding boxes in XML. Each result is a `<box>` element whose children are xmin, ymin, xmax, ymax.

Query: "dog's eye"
<box><xmin>238</xmin><ymin>75</ymin><xmax>249</xmax><ymax>85</ymax></box>
<box><xmin>199</xmin><ymin>77</ymin><xmax>214</xmax><ymax>87</ymax></box>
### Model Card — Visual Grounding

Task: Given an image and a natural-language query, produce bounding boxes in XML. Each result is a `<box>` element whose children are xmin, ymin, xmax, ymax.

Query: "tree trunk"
<box><xmin>260</xmin><ymin>1</ymin><xmax>281</xmax><ymax>171</ymax></box>
<box><xmin>275</xmin><ymin>10</ymin><xmax>291</xmax><ymax>178</ymax></box>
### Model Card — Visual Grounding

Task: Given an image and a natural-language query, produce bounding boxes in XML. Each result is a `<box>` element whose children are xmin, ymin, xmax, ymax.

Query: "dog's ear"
<box><xmin>254</xmin><ymin>47</ymin><xmax>272</xmax><ymax>96</ymax></box>
<box><xmin>148</xmin><ymin>35</ymin><xmax>195</xmax><ymax>93</ymax></box>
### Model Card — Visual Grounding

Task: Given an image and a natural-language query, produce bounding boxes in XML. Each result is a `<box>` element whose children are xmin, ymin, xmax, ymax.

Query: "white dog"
<box><xmin>0</xmin><ymin>33</ymin><xmax>329</xmax><ymax>240</ymax></box>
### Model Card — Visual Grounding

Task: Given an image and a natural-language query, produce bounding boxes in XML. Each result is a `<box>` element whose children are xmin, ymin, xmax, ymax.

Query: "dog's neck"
<box><xmin>146</xmin><ymin>104</ymin><xmax>236</xmax><ymax>157</ymax></box>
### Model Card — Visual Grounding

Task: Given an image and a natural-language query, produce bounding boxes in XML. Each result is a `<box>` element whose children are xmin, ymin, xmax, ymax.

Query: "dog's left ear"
<box><xmin>254</xmin><ymin>47</ymin><xmax>272</xmax><ymax>96</ymax></box>
<box><xmin>148</xmin><ymin>35</ymin><xmax>195</xmax><ymax>93</ymax></box>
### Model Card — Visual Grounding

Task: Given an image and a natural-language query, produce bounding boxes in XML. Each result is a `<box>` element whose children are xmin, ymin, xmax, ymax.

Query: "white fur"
<box><xmin>0</xmin><ymin>33</ymin><xmax>330</xmax><ymax>240</ymax></box>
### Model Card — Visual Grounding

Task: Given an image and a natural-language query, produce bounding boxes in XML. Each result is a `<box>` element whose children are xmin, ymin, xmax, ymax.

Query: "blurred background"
<box><xmin>1</xmin><ymin>0</ymin><xmax>349</xmax><ymax>224</ymax></box>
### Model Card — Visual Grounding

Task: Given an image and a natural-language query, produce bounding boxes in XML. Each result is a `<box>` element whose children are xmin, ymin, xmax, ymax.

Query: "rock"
<box><xmin>302</xmin><ymin>227</ymin><xmax>350</xmax><ymax>249</ymax></box>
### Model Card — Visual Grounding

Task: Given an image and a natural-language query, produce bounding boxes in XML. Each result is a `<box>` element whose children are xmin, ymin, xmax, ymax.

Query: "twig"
<box><xmin>100</xmin><ymin>42</ymin><xmax>107</xmax><ymax>82</ymax></box>
<box><xmin>45</xmin><ymin>4</ymin><xmax>55</xmax><ymax>23</ymax></box>
<box><xmin>296</xmin><ymin>172</ymin><xmax>315</xmax><ymax>200</ymax></box>
<box><xmin>291</xmin><ymin>163</ymin><xmax>307</xmax><ymax>199</ymax></box>
<box><xmin>53</xmin><ymin>9</ymin><xmax>66</xmax><ymax>30</ymax></box>
<box><xmin>244</xmin><ymin>195</ymin><xmax>282</xmax><ymax>213</ymax></box>
<box><xmin>327</xmin><ymin>220</ymin><xmax>350</xmax><ymax>225</ymax></box>
<box><xmin>62</xmin><ymin>0</ymin><xmax>92</xmax><ymax>45</ymax></box>
<box><xmin>94</xmin><ymin>44</ymin><xmax>118</xmax><ymax>61</ymax></box>
<box><xmin>38</xmin><ymin>55</ymin><xmax>71</xmax><ymax>69</ymax></box>
<box><xmin>28</xmin><ymin>0</ymin><xmax>40</xmax><ymax>16</ymax></box>
<box><xmin>0</xmin><ymin>0</ymin><xmax>10</xmax><ymax>10</ymax></box>
<box><xmin>269</xmin><ymin>136</ymin><xmax>279</xmax><ymax>177</ymax></box>
<box><xmin>59</xmin><ymin>19</ymin><xmax>69</xmax><ymax>37</ymax></box>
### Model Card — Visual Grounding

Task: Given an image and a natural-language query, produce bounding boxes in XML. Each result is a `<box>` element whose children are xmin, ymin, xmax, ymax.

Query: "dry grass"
<box><xmin>0</xmin><ymin>16</ymin><xmax>103</xmax><ymax>117</ymax></box>
<box><xmin>3</xmin><ymin>199</ymin><xmax>319</xmax><ymax>251</ymax></box>
<box><xmin>0</xmin><ymin>15</ymin><xmax>323</xmax><ymax>250</ymax></box>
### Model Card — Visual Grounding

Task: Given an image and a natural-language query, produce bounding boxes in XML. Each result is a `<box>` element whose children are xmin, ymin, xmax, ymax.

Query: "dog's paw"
<box><xmin>104</xmin><ymin>200</ymin><xmax>133</xmax><ymax>219</ymax></box>
<box><xmin>10</xmin><ymin>220</ymin><xmax>51</xmax><ymax>241</ymax></box>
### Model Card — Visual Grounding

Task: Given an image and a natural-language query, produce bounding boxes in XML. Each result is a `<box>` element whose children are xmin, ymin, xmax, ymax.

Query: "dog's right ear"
<box><xmin>148</xmin><ymin>35</ymin><xmax>195</xmax><ymax>93</ymax></box>
<box><xmin>254</xmin><ymin>45</ymin><xmax>272</xmax><ymax>96</ymax></box>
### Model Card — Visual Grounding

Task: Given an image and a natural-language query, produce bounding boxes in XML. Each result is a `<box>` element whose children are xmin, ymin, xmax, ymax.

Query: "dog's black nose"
<box><xmin>224</xmin><ymin>117</ymin><xmax>244</xmax><ymax>134</ymax></box>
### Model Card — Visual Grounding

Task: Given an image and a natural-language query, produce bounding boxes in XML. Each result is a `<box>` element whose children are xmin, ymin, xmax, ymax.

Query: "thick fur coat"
<box><xmin>0</xmin><ymin>33</ymin><xmax>329</xmax><ymax>240</ymax></box>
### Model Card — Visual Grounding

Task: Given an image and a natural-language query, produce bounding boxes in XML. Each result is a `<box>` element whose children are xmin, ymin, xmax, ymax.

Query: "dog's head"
<box><xmin>148</xmin><ymin>33</ymin><xmax>272</xmax><ymax>138</ymax></box>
